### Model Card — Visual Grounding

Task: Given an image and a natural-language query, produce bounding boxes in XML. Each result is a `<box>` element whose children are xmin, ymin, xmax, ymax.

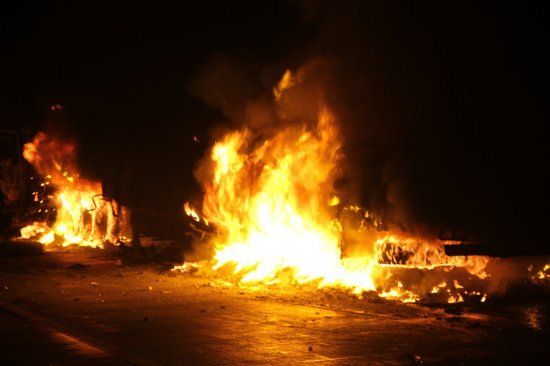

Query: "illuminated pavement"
<box><xmin>1</xmin><ymin>249</ymin><xmax>549</xmax><ymax>365</ymax></box>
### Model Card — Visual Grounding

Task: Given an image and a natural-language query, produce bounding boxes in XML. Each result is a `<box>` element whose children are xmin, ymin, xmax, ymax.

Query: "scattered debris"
<box><xmin>403</xmin><ymin>354</ymin><xmax>424</xmax><ymax>365</ymax></box>
<box><xmin>171</xmin><ymin>262</ymin><xmax>199</xmax><ymax>274</ymax></box>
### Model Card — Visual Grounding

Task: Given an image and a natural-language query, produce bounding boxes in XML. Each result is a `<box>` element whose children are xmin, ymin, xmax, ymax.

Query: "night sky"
<box><xmin>1</xmin><ymin>1</ymin><xmax>548</xmax><ymax>254</ymax></box>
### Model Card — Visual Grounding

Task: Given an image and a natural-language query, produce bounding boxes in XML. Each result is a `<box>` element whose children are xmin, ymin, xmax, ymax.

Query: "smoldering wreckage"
<box><xmin>1</xmin><ymin>66</ymin><xmax>550</xmax><ymax>364</ymax></box>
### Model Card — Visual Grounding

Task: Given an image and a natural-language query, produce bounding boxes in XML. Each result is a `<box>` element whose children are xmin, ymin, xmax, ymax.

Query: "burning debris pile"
<box><xmin>174</xmin><ymin>64</ymin><xmax>492</xmax><ymax>303</ymax></box>
<box><xmin>17</xmin><ymin>132</ymin><xmax>131</xmax><ymax>248</ymax></box>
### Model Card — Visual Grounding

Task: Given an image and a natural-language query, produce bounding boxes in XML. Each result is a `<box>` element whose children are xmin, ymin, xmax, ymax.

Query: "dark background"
<box><xmin>1</xmin><ymin>1</ymin><xmax>548</xmax><ymax>255</ymax></box>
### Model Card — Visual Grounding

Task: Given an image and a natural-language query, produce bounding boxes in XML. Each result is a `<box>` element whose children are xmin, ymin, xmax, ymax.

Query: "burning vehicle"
<box><xmin>1</xmin><ymin>3</ymin><xmax>549</xmax><ymax>363</ymax></box>
<box><xmin>1</xmin><ymin>58</ymin><xmax>547</xmax><ymax>313</ymax></box>
<box><xmin>171</xmin><ymin>64</ymin><xmax>497</xmax><ymax>304</ymax></box>
<box><xmin>1</xmin><ymin>128</ymin><xmax>132</xmax><ymax>250</ymax></box>
<box><xmin>4</xmin><ymin>65</ymin><xmax>548</xmax><ymax>306</ymax></box>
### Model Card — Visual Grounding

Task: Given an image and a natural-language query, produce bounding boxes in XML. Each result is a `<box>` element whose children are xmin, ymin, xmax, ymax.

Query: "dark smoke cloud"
<box><xmin>305</xmin><ymin>2</ymin><xmax>546</xmax><ymax>248</ymax></box>
<box><xmin>189</xmin><ymin>53</ymin><xmax>333</xmax><ymax>137</ymax></box>
<box><xmin>189</xmin><ymin>54</ymin><xmax>262</xmax><ymax>126</ymax></box>
<box><xmin>7</xmin><ymin>1</ymin><xmax>545</xmax><ymax>252</ymax></box>
<box><xmin>189</xmin><ymin>1</ymin><xmax>548</xmax><ymax>253</ymax></box>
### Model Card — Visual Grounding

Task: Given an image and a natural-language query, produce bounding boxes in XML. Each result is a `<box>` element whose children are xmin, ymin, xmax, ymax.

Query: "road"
<box><xmin>1</xmin><ymin>248</ymin><xmax>549</xmax><ymax>365</ymax></box>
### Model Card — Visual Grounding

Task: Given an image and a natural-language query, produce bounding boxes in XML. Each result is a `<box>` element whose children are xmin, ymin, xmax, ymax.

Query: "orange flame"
<box><xmin>375</xmin><ymin>235</ymin><xmax>488</xmax><ymax>278</ymax></box>
<box><xmin>200</xmin><ymin>104</ymin><xmax>375</xmax><ymax>292</ymax></box>
<box><xmin>19</xmin><ymin>132</ymin><xmax>131</xmax><ymax>248</ymax></box>
<box><xmin>175</xmin><ymin>68</ymin><xmax>491</xmax><ymax>302</ymax></box>
<box><xmin>184</xmin><ymin>202</ymin><xmax>201</xmax><ymax>223</ymax></box>
<box><xmin>536</xmin><ymin>264</ymin><xmax>550</xmax><ymax>280</ymax></box>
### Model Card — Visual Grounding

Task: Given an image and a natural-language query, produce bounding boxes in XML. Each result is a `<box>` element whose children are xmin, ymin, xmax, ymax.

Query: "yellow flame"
<box><xmin>328</xmin><ymin>195</ymin><xmax>340</xmax><ymax>207</ymax></box>
<box><xmin>380</xmin><ymin>287</ymin><xmax>419</xmax><ymax>303</ymax></box>
<box><xmin>448</xmin><ymin>293</ymin><xmax>464</xmax><ymax>304</ymax></box>
<box><xmin>184</xmin><ymin>202</ymin><xmax>201</xmax><ymax>222</ymax></box>
<box><xmin>201</xmin><ymin>104</ymin><xmax>378</xmax><ymax>293</ymax></box>
<box><xmin>536</xmin><ymin>264</ymin><xmax>550</xmax><ymax>280</ymax></box>
<box><xmin>273</xmin><ymin>70</ymin><xmax>295</xmax><ymax>102</ymax></box>
<box><xmin>19</xmin><ymin>132</ymin><xmax>131</xmax><ymax>248</ymax></box>
<box><xmin>177</xmin><ymin>69</ymin><xmax>490</xmax><ymax>303</ymax></box>
<box><xmin>375</xmin><ymin>236</ymin><xmax>488</xmax><ymax>278</ymax></box>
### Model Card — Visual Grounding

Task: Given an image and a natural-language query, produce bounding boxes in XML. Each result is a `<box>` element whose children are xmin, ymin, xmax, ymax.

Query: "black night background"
<box><xmin>2</xmin><ymin>1</ymin><xmax>548</xmax><ymax>255</ymax></box>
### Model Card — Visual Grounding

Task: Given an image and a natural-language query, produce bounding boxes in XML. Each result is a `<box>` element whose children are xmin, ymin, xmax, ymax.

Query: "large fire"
<box><xmin>19</xmin><ymin>132</ymin><xmax>130</xmax><ymax>248</ymax></box>
<box><xmin>204</xmin><ymin>105</ymin><xmax>376</xmax><ymax>291</ymax></box>
<box><xmin>175</xmin><ymin>68</ymin><xmax>491</xmax><ymax>303</ymax></box>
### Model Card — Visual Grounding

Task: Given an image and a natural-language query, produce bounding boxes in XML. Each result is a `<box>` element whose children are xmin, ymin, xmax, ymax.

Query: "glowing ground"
<box><xmin>1</xmin><ymin>248</ymin><xmax>549</xmax><ymax>365</ymax></box>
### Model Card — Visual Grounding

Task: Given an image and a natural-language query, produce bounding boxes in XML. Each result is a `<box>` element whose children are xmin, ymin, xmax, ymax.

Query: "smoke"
<box><xmin>189</xmin><ymin>54</ymin><xmax>262</xmax><ymax>126</ymax></box>
<box><xmin>301</xmin><ymin>2</ymin><xmax>547</xmax><ymax>249</ymax></box>
<box><xmin>177</xmin><ymin>3</ymin><xmax>550</xmax><ymax>301</ymax></box>
<box><xmin>187</xmin><ymin>6</ymin><xmax>414</xmax><ymax>232</ymax></box>
<box><xmin>190</xmin><ymin>56</ymin><xmax>330</xmax><ymax>158</ymax></box>
<box><xmin>187</xmin><ymin>1</ymin><xmax>548</xmax><ymax>252</ymax></box>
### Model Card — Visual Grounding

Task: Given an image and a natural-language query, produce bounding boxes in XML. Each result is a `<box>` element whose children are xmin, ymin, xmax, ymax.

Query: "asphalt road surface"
<box><xmin>1</xmin><ymin>248</ymin><xmax>549</xmax><ymax>365</ymax></box>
